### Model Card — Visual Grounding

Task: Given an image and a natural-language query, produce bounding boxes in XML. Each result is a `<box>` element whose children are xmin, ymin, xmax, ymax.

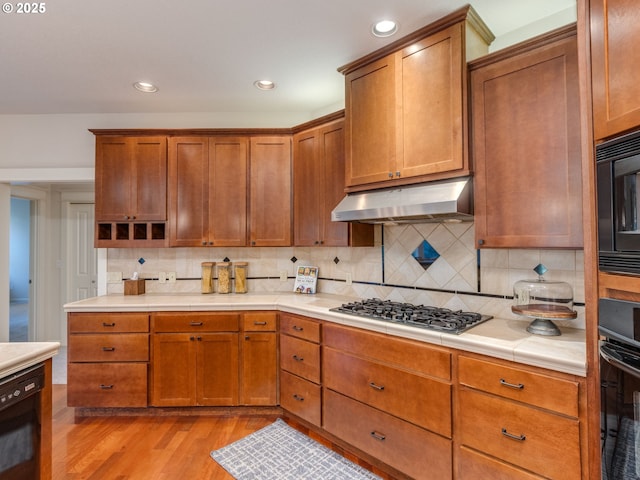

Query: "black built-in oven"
<box><xmin>600</xmin><ymin>298</ymin><xmax>640</xmax><ymax>479</ymax></box>
<box><xmin>597</xmin><ymin>129</ymin><xmax>640</xmax><ymax>275</ymax></box>
<box><xmin>0</xmin><ymin>362</ymin><xmax>45</xmax><ymax>479</ymax></box>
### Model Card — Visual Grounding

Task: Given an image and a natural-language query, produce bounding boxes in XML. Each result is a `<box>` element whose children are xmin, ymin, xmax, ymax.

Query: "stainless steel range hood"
<box><xmin>331</xmin><ymin>177</ymin><xmax>473</xmax><ymax>224</ymax></box>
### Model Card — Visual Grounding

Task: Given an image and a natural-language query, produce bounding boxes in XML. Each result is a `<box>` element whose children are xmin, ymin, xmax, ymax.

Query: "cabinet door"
<box><xmin>240</xmin><ymin>332</ymin><xmax>277</xmax><ymax>405</ymax></box>
<box><xmin>591</xmin><ymin>0</ymin><xmax>640</xmax><ymax>140</ymax></box>
<box><xmin>398</xmin><ymin>23</ymin><xmax>464</xmax><ymax>178</ymax></box>
<box><xmin>151</xmin><ymin>333</ymin><xmax>197</xmax><ymax>406</ymax></box>
<box><xmin>95</xmin><ymin>136</ymin><xmax>167</xmax><ymax>222</ymax></box>
<box><xmin>168</xmin><ymin>137</ymin><xmax>209</xmax><ymax>246</ymax></box>
<box><xmin>95</xmin><ymin>136</ymin><xmax>134</xmax><ymax>221</ymax></box>
<box><xmin>131</xmin><ymin>137</ymin><xmax>167</xmax><ymax>221</ymax></box>
<box><xmin>197</xmin><ymin>333</ymin><xmax>239</xmax><ymax>406</ymax></box>
<box><xmin>320</xmin><ymin>121</ymin><xmax>350</xmax><ymax>246</ymax></box>
<box><xmin>471</xmin><ymin>32</ymin><xmax>583</xmax><ymax>248</ymax></box>
<box><xmin>345</xmin><ymin>55</ymin><xmax>397</xmax><ymax>187</ymax></box>
<box><xmin>208</xmin><ymin>137</ymin><xmax>248</xmax><ymax>246</ymax></box>
<box><xmin>249</xmin><ymin>137</ymin><xmax>292</xmax><ymax>246</ymax></box>
<box><xmin>293</xmin><ymin>129</ymin><xmax>323</xmax><ymax>246</ymax></box>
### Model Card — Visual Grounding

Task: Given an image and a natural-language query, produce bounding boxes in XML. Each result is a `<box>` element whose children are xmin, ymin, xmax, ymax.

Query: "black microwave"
<box><xmin>597</xmin><ymin>129</ymin><xmax>640</xmax><ymax>275</ymax></box>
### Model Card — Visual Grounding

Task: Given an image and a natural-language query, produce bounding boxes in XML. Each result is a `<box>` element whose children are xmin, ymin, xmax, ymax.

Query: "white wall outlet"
<box><xmin>345</xmin><ymin>273</ymin><xmax>352</xmax><ymax>285</ymax></box>
<box><xmin>280</xmin><ymin>271</ymin><xmax>288</xmax><ymax>282</ymax></box>
<box><xmin>167</xmin><ymin>272</ymin><xmax>177</xmax><ymax>283</ymax></box>
<box><xmin>158</xmin><ymin>272</ymin><xmax>167</xmax><ymax>284</ymax></box>
<box><xmin>107</xmin><ymin>271</ymin><xmax>122</xmax><ymax>284</ymax></box>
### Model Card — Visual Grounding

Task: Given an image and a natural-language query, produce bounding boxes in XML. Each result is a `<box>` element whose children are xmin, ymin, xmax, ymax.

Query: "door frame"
<box><xmin>62</xmin><ymin>193</ymin><xmax>100</xmax><ymax>343</ymax></box>
<box><xmin>10</xmin><ymin>185</ymin><xmax>47</xmax><ymax>341</ymax></box>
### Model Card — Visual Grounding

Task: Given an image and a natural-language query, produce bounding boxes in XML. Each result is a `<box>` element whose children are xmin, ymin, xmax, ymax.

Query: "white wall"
<box><xmin>0</xmin><ymin>111</ymin><xmax>314</xmax><ymax>171</ymax></box>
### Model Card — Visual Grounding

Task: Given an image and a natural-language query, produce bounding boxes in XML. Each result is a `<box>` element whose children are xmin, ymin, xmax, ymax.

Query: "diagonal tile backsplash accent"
<box><xmin>383</xmin><ymin>223</ymin><xmax>477</xmax><ymax>292</ymax></box>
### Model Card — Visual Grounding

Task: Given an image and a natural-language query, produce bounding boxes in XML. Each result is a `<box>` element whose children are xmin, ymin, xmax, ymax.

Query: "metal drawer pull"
<box><xmin>500</xmin><ymin>378</ymin><xmax>524</xmax><ymax>390</ymax></box>
<box><xmin>253</xmin><ymin>321</ymin><xmax>267</xmax><ymax>325</ymax></box>
<box><xmin>190</xmin><ymin>322</ymin><xmax>204</xmax><ymax>326</ymax></box>
<box><xmin>370</xmin><ymin>431</ymin><xmax>386</xmax><ymax>441</ymax></box>
<box><xmin>369</xmin><ymin>382</ymin><xmax>385</xmax><ymax>391</ymax></box>
<box><xmin>99</xmin><ymin>384</ymin><xmax>114</xmax><ymax>390</ymax></box>
<box><xmin>501</xmin><ymin>428</ymin><xmax>526</xmax><ymax>441</ymax></box>
<box><xmin>292</xmin><ymin>394</ymin><xmax>305</xmax><ymax>402</ymax></box>
<box><xmin>102</xmin><ymin>322</ymin><xmax>116</xmax><ymax>327</ymax></box>
<box><xmin>102</xmin><ymin>347</ymin><xmax>115</xmax><ymax>352</ymax></box>
<box><xmin>292</xmin><ymin>355</ymin><xmax>304</xmax><ymax>362</ymax></box>
<box><xmin>292</xmin><ymin>325</ymin><xmax>304</xmax><ymax>331</ymax></box>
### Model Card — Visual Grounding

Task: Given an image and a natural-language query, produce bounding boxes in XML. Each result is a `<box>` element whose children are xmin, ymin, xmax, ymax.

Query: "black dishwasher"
<box><xmin>0</xmin><ymin>362</ymin><xmax>45</xmax><ymax>479</ymax></box>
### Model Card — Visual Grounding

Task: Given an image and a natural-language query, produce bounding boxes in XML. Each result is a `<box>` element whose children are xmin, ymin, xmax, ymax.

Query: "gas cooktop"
<box><xmin>330</xmin><ymin>298</ymin><xmax>492</xmax><ymax>335</ymax></box>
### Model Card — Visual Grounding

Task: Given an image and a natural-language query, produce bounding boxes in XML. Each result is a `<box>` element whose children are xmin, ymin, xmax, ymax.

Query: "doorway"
<box><xmin>9</xmin><ymin>197</ymin><xmax>32</xmax><ymax>341</ymax></box>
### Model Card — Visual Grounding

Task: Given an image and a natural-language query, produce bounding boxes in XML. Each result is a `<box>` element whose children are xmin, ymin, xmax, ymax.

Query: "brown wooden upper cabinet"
<box><xmin>470</xmin><ymin>25</ymin><xmax>583</xmax><ymax>248</ymax></box>
<box><xmin>591</xmin><ymin>0</ymin><xmax>640</xmax><ymax>141</ymax></box>
<box><xmin>168</xmin><ymin>137</ymin><xmax>248</xmax><ymax>247</ymax></box>
<box><xmin>340</xmin><ymin>6</ymin><xmax>493</xmax><ymax>191</ymax></box>
<box><xmin>293</xmin><ymin>116</ymin><xmax>373</xmax><ymax>247</ymax></box>
<box><xmin>95</xmin><ymin>136</ymin><xmax>167</xmax><ymax>222</ymax></box>
<box><xmin>249</xmin><ymin>136</ymin><xmax>292</xmax><ymax>246</ymax></box>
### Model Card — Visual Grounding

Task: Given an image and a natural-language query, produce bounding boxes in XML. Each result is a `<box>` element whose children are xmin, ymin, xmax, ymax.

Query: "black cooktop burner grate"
<box><xmin>330</xmin><ymin>298</ymin><xmax>492</xmax><ymax>334</ymax></box>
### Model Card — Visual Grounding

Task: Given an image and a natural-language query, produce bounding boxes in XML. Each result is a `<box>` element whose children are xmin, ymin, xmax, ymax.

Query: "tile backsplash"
<box><xmin>106</xmin><ymin>222</ymin><xmax>585</xmax><ymax>329</ymax></box>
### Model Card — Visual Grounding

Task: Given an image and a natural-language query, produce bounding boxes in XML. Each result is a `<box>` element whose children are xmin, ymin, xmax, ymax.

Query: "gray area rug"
<box><xmin>210</xmin><ymin>419</ymin><xmax>382</xmax><ymax>480</ymax></box>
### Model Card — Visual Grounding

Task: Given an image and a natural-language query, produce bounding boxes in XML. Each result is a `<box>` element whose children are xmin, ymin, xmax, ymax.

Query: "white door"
<box><xmin>67</xmin><ymin>203</ymin><xmax>97</xmax><ymax>300</ymax></box>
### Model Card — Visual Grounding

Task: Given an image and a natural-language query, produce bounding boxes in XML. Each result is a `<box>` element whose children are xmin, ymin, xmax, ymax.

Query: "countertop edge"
<box><xmin>0</xmin><ymin>342</ymin><xmax>60</xmax><ymax>378</ymax></box>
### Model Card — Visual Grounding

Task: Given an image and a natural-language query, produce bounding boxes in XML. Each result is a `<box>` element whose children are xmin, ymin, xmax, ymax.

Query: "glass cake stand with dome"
<box><xmin>511</xmin><ymin>264</ymin><xmax>577</xmax><ymax>336</ymax></box>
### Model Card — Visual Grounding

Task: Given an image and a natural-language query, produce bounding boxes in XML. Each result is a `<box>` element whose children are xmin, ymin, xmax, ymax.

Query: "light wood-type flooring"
<box><xmin>51</xmin><ymin>385</ymin><xmax>392</xmax><ymax>479</ymax></box>
<box><xmin>51</xmin><ymin>385</ymin><xmax>275</xmax><ymax>479</ymax></box>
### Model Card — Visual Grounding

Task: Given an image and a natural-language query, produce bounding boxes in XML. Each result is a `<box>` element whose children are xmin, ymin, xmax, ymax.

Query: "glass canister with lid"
<box><xmin>217</xmin><ymin>262</ymin><xmax>231</xmax><ymax>294</ymax></box>
<box><xmin>512</xmin><ymin>264</ymin><xmax>577</xmax><ymax>336</ymax></box>
<box><xmin>234</xmin><ymin>262</ymin><xmax>248</xmax><ymax>293</ymax></box>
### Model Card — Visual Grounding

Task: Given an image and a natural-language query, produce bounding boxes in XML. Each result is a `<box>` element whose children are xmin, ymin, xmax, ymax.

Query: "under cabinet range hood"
<box><xmin>331</xmin><ymin>177</ymin><xmax>473</xmax><ymax>224</ymax></box>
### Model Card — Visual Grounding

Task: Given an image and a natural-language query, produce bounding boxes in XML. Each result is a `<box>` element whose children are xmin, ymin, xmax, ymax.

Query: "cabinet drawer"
<box><xmin>280</xmin><ymin>335</ymin><xmax>320</xmax><ymax>384</ymax></box>
<box><xmin>323</xmin><ymin>323</ymin><xmax>450</xmax><ymax>380</ymax></box>
<box><xmin>457</xmin><ymin>446</ymin><xmax>545</xmax><ymax>480</ymax></box>
<box><xmin>67</xmin><ymin>363</ymin><xmax>148</xmax><ymax>407</ymax></box>
<box><xmin>69</xmin><ymin>334</ymin><xmax>149</xmax><ymax>362</ymax></box>
<box><xmin>242</xmin><ymin>312</ymin><xmax>277</xmax><ymax>331</ymax></box>
<box><xmin>458</xmin><ymin>356</ymin><xmax>579</xmax><ymax>417</ymax></box>
<box><xmin>280</xmin><ymin>371</ymin><xmax>321</xmax><ymax>426</ymax></box>
<box><xmin>458</xmin><ymin>389</ymin><xmax>580</xmax><ymax>480</ymax></box>
<box><xmin>68</xmin><ymin>312</ymin><xmax>149</xmax><ymax>333</ymax></box>
<box><xmin>323</xmin><ymin>389</ymin><xmax>452</xmax><ymax>480</ymax></box>
<box><xmin>324</xmin><ymin>347</ymin><xmax>451</xmax><ymax>437</ymax></box>
<box><xmin>152</xmin><ymin>312</ymin><xmax>239</xmax><ymax>332</ymax></box>
<box><xmin>279</xmin><ymin>313</ymin><xmax>320</xmax><ymax>343</ymax></box>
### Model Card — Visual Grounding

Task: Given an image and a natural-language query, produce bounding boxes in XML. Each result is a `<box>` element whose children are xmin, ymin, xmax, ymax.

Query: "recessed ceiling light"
<box><xmin>372</xmin><ymin>20</ymin><xmax>398</xmax><ymax>37</ymax></box>
<box><xmin>254</xmin><ymin>80</ymin><xmax>276</xmax><ymax>90</ymax></box>
<box><xmin>133</xmin><ymin>81</ymin><xmax>158</xmax><ymax>93</ymax></box>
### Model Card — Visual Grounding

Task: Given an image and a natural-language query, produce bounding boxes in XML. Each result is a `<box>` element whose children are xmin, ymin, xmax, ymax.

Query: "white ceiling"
<box><xmin>0</xmin><ymin>0</ymin><xmax>575</xmax><ymax>116</ymax></box>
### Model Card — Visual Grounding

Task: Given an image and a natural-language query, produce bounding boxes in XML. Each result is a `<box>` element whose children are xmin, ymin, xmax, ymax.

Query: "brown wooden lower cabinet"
<box><xmin>67</xmin><ymin>363</ymin><xmax>148</xmax><ymax>407</ymax></box>
<box><xmin>323</xmin><ymin>389</ymin><xmax>452</xmax><ymax>480</ymax></box>
<box><xmin>458</xmin><ymin>388</ymin><xmax>581</xmax><ymax>479</ymax></box>
<box><xmin>323</xmin><ymin>346</ymin><xmax>451</xmax><ymax>437</ymax></box>
<box><xmin>152</xmin><ymin>332</ymin><xmax>239</xmax><ymax>406</ymax></box>
<box><xmin>456</xmin><ymin>446</ymin><xmax>545</xmax><ymax>480</ymax></box>
<box><xmin>67</xmin><ymin>312</ymin><xmax>150</xmax><ymax>408</ymax></box>
<box><xmin>240</xmin><ymin>332</ymin><xmax>277</xmax><ymax>405</ymax></box>
<box><xmin>280</xmin><ymin>370</ymin><xmax>321</xmax><ymax>426</ymax></box>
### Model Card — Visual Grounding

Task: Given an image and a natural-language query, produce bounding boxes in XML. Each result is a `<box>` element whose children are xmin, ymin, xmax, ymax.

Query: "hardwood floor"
<box><xmin>51</xmin><ymin>385</ymin><xmax>278</xmax><ymax>479</ymax></box>
<box><xmin>52</xmin><ymin>385</ymin><xmax>396</xmax><ymax>479</ymax></box>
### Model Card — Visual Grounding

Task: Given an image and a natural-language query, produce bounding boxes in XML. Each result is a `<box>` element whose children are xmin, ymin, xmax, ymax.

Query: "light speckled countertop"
<box><xmin>64</xmin><ymin>292</ymin><xmax>587</xmax><ymax>377</ymax></box>
<box><xmin>0</xmin><ymin>342</ymin><xmax>60</xmax><ymax>378</ymax></box>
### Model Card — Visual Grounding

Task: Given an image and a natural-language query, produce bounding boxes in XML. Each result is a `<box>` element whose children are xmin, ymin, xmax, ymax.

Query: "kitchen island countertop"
<box><xmin>0</xmin><ymin>342</ymin><xmax>60</xmax><ymax>378</ymax></box>
<box><xmin>64</xmin><ymin>293</ymin><xmax>586</xmax><ymax>376</ymax></box>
